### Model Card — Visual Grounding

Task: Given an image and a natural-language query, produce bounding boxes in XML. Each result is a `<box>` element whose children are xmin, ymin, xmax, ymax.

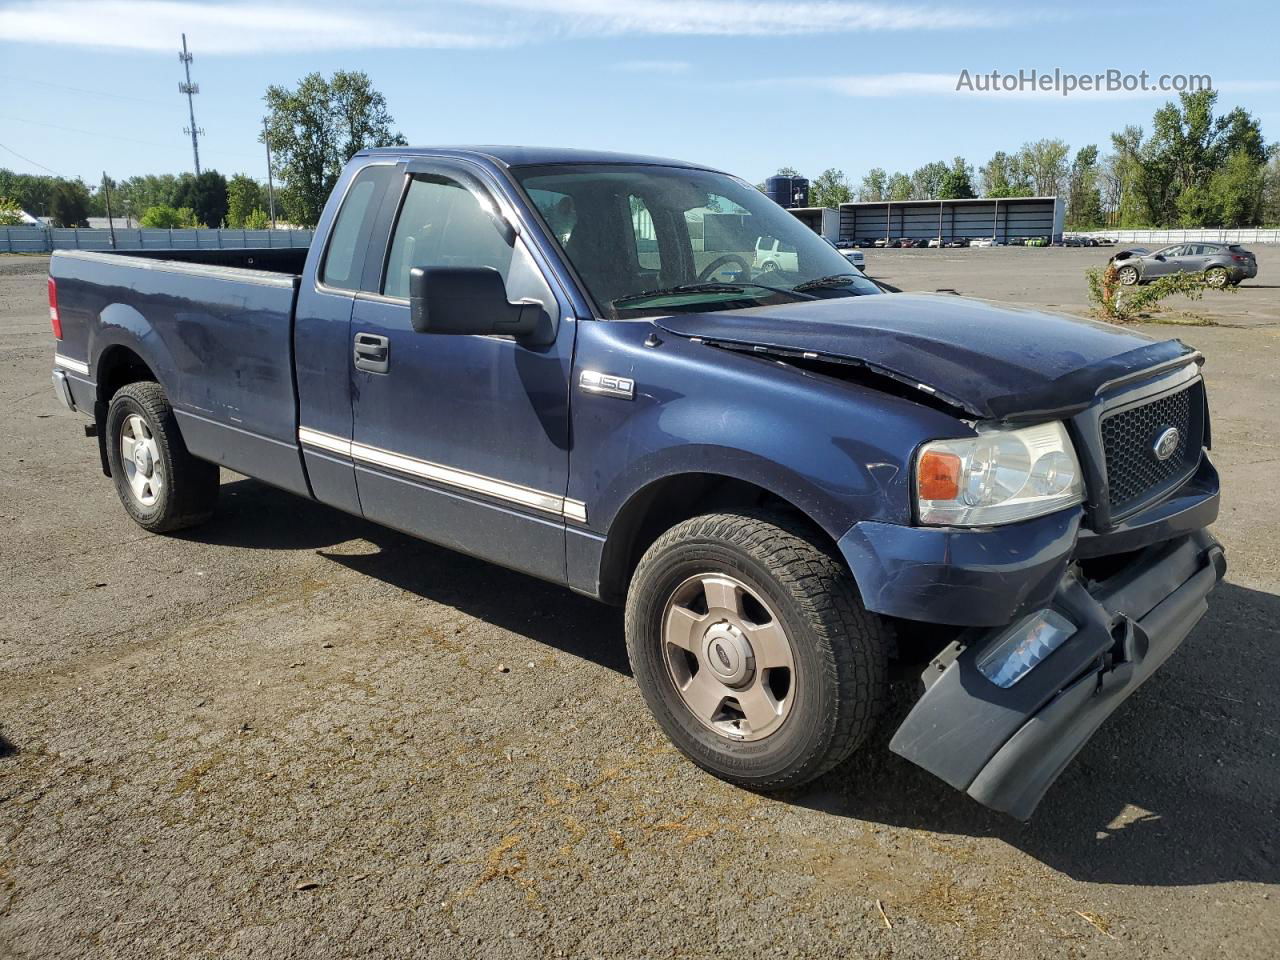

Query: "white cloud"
<box><xmin>485</xmin><ymin>0</ymin><xmax>1024</xmax><ymax>35</ymax></box>
<box><xmin>613</xmin><ymin>59</ymin><xmax>691</xmax><ymax>74</ymax></box>
<box><xmin>0</xmin><ymin>0</ymin><xmax>511</xmax><ymax>54</ymax></box>
<box><xmin>0</xmin><ymin>0</ymin><xmax>1033</xmax><ymax>54</ymax></box>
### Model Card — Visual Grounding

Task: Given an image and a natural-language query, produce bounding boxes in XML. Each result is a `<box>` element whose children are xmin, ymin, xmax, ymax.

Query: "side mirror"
<box><xmin>409</xmin><ymin>266</ymin><xmax>542</xmax><ymax>338</ymax></box>
<box><xmin>1153</xmin><ymin>254</ymin><xmax>1166</xmax><ymax>261</ymax></box>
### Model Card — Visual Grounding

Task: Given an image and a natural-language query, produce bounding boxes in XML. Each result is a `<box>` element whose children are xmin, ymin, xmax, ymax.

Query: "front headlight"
<box><xmin>915</xmin><ymin>421</ymin><xmax>1084</xmax><ymax>526</ymax></box>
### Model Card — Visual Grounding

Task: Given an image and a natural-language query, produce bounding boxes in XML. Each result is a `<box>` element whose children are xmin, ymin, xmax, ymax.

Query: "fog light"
<box><xmin>977</xmin><ymin>610</ymin><xmax>1076</xmax><ymax>688</ymax></box>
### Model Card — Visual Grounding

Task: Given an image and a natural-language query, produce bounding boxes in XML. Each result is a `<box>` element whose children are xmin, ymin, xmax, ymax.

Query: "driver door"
<box><xmin>348</xmin><ymin>163</ymin><xmax>577</xmax><ymax>582</ymax></box>
<box><xmin>1144</xmin><ymin>245</ymin><xmax>1183</xmax><ymax>278</ymax></box>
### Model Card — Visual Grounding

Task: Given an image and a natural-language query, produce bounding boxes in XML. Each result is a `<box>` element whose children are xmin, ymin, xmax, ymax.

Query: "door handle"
<box><xmin>354</xmin><ymin>333</ymin><xmax>390</xmax><ymax>374</ymax></box>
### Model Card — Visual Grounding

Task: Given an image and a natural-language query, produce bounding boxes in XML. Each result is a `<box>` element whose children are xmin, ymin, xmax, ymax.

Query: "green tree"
<box><xmin>908</xmin><ymin>160</ymin><xmax>949</xmax><ymax>200</ymax></box>
<box><xmin>140</xmin><ymin>204</ymin><xmax>201</xmax><ymax>228</ymax></box>
<box><xmin>938</xmin><ymin>156</ymin><xmax>975</xmax><ymax>199</ymax></box>
<box><xmin>48</xmin><ymin>181</ymin><xmax>90</xmax><ymax>227</ymax></box>
<box><xmin>225</xmin><ymin>174</ymin><xmax>265</xmax><ymax>228</ymax></box>
<box><xmin>809</xmin><ymin>168</ymin><xmax>852</xmax><ymax>207</ymax></box>
<box><xmin>263</xmin><ymin>71</ymin><xmax>406</xmax><ymax>227</ymax></box>
<box><xmin>1116</xmin><ymin>90</ymin><xmax>1268</xmax><ymax>226</ymax></box>
<box><xmin>0</xmin><ymin>195</ymin><xmax>25</xmax><ymax>225</ymax></box>
<box><xmin>858</xmin><ymin>168</ymin><xmax>887</xmax><ymax>202</ymax></box>
<box><xmin>0</xmin><ymin>170</ymin><xmax>57</xmax><ymax>216</ymax></box>
<box><xmin>116</xmin><ymin>174</ymin><xmax>181</xmax><ymax>223</ymax></box>
<box><xmin>173</xmin><ymin>170</ymin><xmax>228</xmax><ymax>228</ymax></box>
<box><xmin>887</xmin><ymin>172</ymin><xmax>912</xmax><ymax>201</ymax></box>
<box><xmin>979</xmin><ymin>151</ymin><xmax>1031</xmax><ymax>197</ymax></box>
<box><xmin>243</xmin><ymin>208</ymin><xmax>271</xmax><ymax>230</ymax></box>
<box><xmin>1018</xmin><ymin>139</ymin><xmax>1070</xmax><ymax>197</ymax></box>
<box><xmin>1263</xmin><ymin>149</ymin><xmax>1280</xmax><ymax>225</ymax></box>
<box><xmin>1066</xmin><ymin>145</ymin><xmax>1104</xmax><ymax>229</ymax></box>
<box><xmin>1179</xmin><ymin>149</ymin><xmax>1266</xmax><ymax>227</ymax></box>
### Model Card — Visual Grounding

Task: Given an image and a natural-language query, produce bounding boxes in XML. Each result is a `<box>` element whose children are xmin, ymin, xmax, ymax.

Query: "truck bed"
<box><xmin>51</xmin><ymin>248</ymin><xmax>310</xmax><ymax>496</ymax></box>
<box><xmin>112</xmin><ymin>246</ymin><xmax>309</xmax><ymax>275</ymax></box>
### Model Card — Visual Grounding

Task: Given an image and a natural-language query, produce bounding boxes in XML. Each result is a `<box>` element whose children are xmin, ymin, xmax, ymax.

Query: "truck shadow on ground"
<box><xmin>183</xmin><ymin>477</ymin><xmax>630</xmax><ymax>674</ymax></box>
<box><xmin>190</xmin><ymin>478</ymin><xmax>1276</xmax><ymax>888</ymax></box>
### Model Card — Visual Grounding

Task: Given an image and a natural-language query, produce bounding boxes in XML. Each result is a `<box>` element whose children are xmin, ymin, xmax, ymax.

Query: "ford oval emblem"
<box><xmin>1153</xmin><ymin>427</ymin><xmax>1180</xmax><ymax>461</ymax></box>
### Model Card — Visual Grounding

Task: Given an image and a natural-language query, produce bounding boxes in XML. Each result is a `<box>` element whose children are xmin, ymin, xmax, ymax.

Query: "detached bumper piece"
<box><xmin>890</xmin><ymin>529</ymin><xmax>1226</xmax><ymax>820</ymax></box>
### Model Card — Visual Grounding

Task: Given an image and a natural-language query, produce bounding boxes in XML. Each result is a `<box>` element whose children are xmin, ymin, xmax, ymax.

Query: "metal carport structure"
<box><xmin>839</xmin><ymin>197</ymin><xmax>1063</xmax><ymax>245</ymax></box>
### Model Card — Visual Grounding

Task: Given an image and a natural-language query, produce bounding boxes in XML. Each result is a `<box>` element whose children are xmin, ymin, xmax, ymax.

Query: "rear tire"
<box><xmin>105</xmin><ymin>381</ymin><xmax>219</xmax><ymax>533</ymax></box>
<box><xmin>625</xmin><ymin>511</ymin><xmax>890</xmax><ymax>791</ymax></box>
<box><xmin>1205</xmin><ymin>267</ymin><xmax>1228</xmax><ymax>288</ymax></box>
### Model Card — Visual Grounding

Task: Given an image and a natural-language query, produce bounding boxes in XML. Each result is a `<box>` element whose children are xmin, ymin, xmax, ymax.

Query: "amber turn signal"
<box><xmin>918</xmin><ymin>450</ymin><xmax>962</xmax><ymax>501</ymax></box>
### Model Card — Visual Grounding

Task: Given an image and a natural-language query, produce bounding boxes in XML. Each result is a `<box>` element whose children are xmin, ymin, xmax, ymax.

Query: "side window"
<box><xmin>628</xmin><ymin>195</ymin><xmax>661</xmax><ymax>272</ymax></box>
<box><xmin>321</xmin><ymin>165</ymin><xmax>395</xmax><ymax>290</ymax></box>
<box><xmin>383</xmin><ymin>175</ymin><xmax>514</xmax><ymax>300</ymax></box>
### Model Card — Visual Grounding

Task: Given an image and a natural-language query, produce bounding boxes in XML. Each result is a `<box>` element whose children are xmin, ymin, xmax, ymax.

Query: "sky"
<box><xmin>1</xmin><ymin>0</ymin><xmax>1278</xmax><ymax>188</ymax></box>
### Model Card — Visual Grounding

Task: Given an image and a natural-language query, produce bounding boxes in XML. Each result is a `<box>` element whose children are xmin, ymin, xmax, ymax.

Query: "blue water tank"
<box><xmin>766</xmin><ymin>176</ymin><xmax>809</xmax><ymax>209</ymax></box>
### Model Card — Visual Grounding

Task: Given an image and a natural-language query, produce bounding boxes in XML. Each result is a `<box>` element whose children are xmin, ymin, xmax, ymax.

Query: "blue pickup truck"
<box><xmin>48</xmin><ymin>147</ymin><xmax>1224</xmax><ymax>818</ymax></box>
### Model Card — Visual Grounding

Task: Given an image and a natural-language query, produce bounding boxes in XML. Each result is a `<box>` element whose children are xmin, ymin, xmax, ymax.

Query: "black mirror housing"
<box><xmin>409</xmin><ymin>266</ymin><xmax>541</xmax><ymax>338</ymax></box>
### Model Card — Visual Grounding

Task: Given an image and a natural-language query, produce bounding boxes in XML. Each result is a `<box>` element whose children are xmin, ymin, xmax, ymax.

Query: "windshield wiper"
<box><xmin>612</xmin><ymin>281</ymin><xmax>814</xmax><ymax>307</ymax></box>
<box><xmin>792</xmin><ymin>274</ymin><xmax>860</xmax><ymax>292</ymax></box>
<box><xmin>612</xmin><ymin>282</ymin><xmax>746</xmax><ymax>306</ymax></box>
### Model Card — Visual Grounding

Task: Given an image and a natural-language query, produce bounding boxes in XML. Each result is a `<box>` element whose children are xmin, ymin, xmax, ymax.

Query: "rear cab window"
<box><xmin>321</xmin><ymin>164</ymin><xmax>399</xmax><ymax>291</ymax></box>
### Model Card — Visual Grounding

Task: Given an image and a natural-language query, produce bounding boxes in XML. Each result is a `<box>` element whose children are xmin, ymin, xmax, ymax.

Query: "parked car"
<box><xmin>755</xmin><ymin>235</ymin><xmax>798</xmax><ymax>273</ymax></box>
<box><xmin>873</xmin><ymin>237</ymin><xmax>891</xmax><ymax>248</ymax></box>
<box><xmin>1026</xmin><ymin>236</ymin><xmax>1049</xmax><ymax>247</ymax></box>
<box><xmin>825</xmin><ymin>237</ymin><xmax>865</xmax><ymax>271</ymax></box>
<box><xmin>944</xmin><ymin>238</ymin><xmax>969</xmax><ymax>248</ymax></box>
<box><xmin>48</xmin><ymin>146</ymin><xmax>1224</xmax><ymax>820</ymax></box>
<box><xmin>970</xmin><ymin>237</ymin><xmax>995</xmax><ymax>248</ymax></box>
<box><xmin>1109</xmin><ymin>242</ymin><xmax>1258</xmax><ymax>287</ymax></box>
<box><xmin>926</xmin><ymin>237</ymin><xmax>942</xmax><ymax>248</ymax></box>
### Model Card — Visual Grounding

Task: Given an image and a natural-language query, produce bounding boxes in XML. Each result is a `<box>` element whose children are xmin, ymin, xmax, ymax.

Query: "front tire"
<box><xmin>105</xmin><ymin>381</ymin><xmax>219</xmax><ymax>533</ymax></box>
<box><xmin>1117</xmin><ymin>265</ymin><xmax>1139</xmax><ymax>285</ymax></box>
<box><xmin>625</xmin><ymin>511</ymin><xmax>890</xmax><ymax>791</ymax></box>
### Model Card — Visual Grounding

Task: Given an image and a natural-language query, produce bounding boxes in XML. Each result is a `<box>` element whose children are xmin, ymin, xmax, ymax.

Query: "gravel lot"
<box><xmin>2</xmin><ymin>251</ymin><xmax>1278</xmax><ymax>959</ymax></box>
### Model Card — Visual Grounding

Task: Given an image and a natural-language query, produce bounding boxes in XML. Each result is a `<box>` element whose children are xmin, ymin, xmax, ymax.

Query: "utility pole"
<box><xmin>101</xmin><ymin>172</ymin><xmax>117</xmax><ymax>248</ymax></box>
<box><xmin>178</xmin><ymin>33</ymin><xmax>204</xmax><ymax>175</ymax></box>
<box><xmin>262</xmin><ymin>116</ymin><xmax>277</xmax><ymax>228</ymax></box>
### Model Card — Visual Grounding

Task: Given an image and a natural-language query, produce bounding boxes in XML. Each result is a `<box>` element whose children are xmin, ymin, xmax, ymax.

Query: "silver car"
<box><xmin>1110</xmin><ymin>242</ymin><xmax>1258</xmax><ymax>287</ymax></box>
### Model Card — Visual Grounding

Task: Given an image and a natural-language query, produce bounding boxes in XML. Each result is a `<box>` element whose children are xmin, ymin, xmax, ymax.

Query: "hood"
<box><xmin>655</xmin><ymin>294</ymin><xmax>1195</xmax><ymax>420</ymax></box>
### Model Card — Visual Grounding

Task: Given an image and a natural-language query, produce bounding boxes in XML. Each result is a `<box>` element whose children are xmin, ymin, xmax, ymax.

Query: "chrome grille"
<box><xmin>1101</xmin><ymin>380</ymin><xmax>1203</xmax><ymax>514</ymax></box>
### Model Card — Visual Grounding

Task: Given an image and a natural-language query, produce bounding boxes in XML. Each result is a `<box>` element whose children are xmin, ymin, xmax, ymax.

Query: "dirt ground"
<box><xmin>1</xmin><ymin>251</ymin><xmax>1277</xmax><ymax>959</ymax></box>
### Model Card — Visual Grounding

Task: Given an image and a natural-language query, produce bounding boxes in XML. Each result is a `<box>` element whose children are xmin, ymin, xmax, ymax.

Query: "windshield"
<box><xmin>513</xmin><ymin>163</ymin><xmax>881</xmax><ymax>318</ymax></box>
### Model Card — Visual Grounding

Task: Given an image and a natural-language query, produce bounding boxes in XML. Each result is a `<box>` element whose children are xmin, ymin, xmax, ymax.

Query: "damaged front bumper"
<box><xmin>889</xmin><ymin>528</ymin><xmax>1226</xmax><ymax>820</ymax></box>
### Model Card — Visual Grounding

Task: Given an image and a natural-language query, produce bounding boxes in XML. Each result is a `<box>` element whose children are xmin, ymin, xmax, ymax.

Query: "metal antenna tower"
<box><xmin>178</xmin><ymin>33</ymin><xmax>204</xmax><ymax>175</ymax></box>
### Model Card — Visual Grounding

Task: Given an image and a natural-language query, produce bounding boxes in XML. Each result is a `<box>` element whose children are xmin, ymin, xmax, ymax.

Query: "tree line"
<box><xmin>777</xmin><ymin>90</ymin><xmax>1279</xmax><ymax>230</ymax></box>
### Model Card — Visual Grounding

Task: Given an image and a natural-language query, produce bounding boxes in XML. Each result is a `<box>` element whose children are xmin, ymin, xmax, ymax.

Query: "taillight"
<box><xmin>1232</xmin><ymin>255</ymin><xmax>1249</xmax><ymax>263</ymax></box>
<box><xmin>48</xmin><ymin>277</ymin><xmax>62</xmax><ymax>340</ymax></box>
